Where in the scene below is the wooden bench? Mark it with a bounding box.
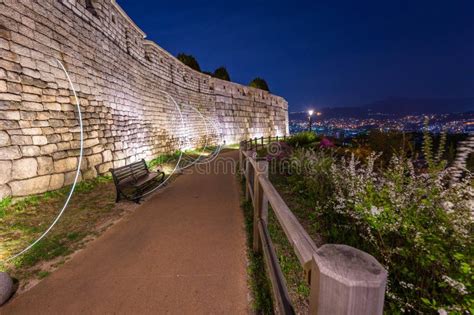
[110,159,165,203]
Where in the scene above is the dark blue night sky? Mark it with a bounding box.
[118,0,474,111]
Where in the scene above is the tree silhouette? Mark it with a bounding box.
[213,67,231,81]
[249,77,270,91]
[177,53,201,72]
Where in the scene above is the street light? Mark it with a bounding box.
[308,110,314,132]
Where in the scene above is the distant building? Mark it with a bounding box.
[465,122,474,134]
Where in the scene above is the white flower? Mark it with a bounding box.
[441,201,454,213]
[438,309,447,315]
[370,206,381,216]
[442,275,468,295]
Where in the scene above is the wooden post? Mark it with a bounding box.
[309,244,387,315]
[239,141,244,174]
[283,135,286,141]
[244,152,251,201]
[253,159,268,253]
[276,135,279,142]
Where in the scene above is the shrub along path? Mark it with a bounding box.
[1,151,249,314]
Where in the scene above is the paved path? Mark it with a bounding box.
[2,151,249,314]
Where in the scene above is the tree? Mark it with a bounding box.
[249,77,270,91]
[213,67,230,81]
[177,53,201,72]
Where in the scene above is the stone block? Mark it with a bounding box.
[32,135,47,145]
[0,161,12,185]
[40,144,57,155]
[64,170,82,186]
[0,110,20,120]
[44,103,61,111]
[37,156,53,175]
[54,157,78,173]
[82,167,97,180]
[12,158,38,179]
[22,127,43,135]
[49,173,64,190]
[0,131,10,147]
[9,175,51,196]
[102,149,112,162]
[0,80,6,92]
[87,153,102,168]
[22,101,43,110]
[11,135,32,145]
[0,272,12,305]
[21,145,40,157]
[0,146,21,160]
[96,162,113,174]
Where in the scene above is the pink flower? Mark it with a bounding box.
[320,138,335,148]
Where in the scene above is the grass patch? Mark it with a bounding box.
[37,271,50,279]
[0,175,119,286]
[239,175,274,314]
[148,151,182,169]
[241,199,274,314]
[267,209,310,313]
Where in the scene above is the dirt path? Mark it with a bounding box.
[1,151,249,314]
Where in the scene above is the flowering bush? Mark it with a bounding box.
[319,137,335,148]
[284,141,473,313]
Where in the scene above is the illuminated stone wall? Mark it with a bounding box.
[0,0,288,198]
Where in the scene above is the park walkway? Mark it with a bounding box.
[2,151,249,314]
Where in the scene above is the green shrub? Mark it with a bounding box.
[286,132,319,148]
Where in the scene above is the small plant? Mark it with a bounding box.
[422,118,448,172]
[148,151,182,169]
[0,196,12,218]
[37,270,50,279]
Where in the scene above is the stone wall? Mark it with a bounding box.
[0,0,289,198]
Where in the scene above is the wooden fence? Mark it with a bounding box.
[239,139,387,315]
[243,136,287,151]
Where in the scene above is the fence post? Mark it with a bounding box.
[239,141,244,174]
[244,151,252,201]
[252,159,268,253]
[309,244,387,315]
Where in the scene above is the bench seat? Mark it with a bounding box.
[110,159,165,203]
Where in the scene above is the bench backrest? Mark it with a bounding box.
[110,159,149,186]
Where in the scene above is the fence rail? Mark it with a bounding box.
[242,135,287,151]
[239,139,387,315]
